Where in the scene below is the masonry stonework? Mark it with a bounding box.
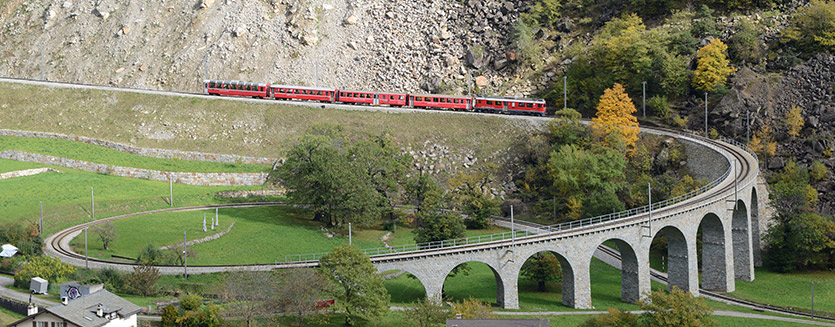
[0,151,266,186]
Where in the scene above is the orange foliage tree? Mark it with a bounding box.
[591,83,640,150]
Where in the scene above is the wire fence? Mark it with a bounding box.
[277,131,760,264]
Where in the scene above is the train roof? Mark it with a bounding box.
[338,90,407,94]
[270,84,337,92]
[474,96,546,103]
[204,79,268,86]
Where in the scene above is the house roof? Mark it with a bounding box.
[43,289,141,327]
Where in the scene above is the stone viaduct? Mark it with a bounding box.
[372,130,763,309]
[44,128,765,310]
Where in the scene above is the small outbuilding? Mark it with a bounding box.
[0,244,19,257]
[30,277,48,294]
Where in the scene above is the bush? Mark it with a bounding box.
[811,161,828,182]
[729,17,763,64]
[161,304,179,327]
[783,0,835,54]
[14,255,76,288]
[647,95,670,118]
[180,294,203,311]
[123,264,160,297]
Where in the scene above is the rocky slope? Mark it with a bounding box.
[713,53,835,214]
[0,0,550,96]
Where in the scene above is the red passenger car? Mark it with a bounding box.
[473,96,547,116]
[408,94,472,111]
[377,92,408,107]
[270,85,337,102]
[204,80,269,98]
[336,90,375,105]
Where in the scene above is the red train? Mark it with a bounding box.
[203,79,547,116]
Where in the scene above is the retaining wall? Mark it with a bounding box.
[0,296,29,316]
[0,167,58,180]
[160,222,236,250]
[0,129,276,165]
[0,151,267,186]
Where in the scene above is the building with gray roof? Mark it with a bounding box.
[7,289,141,327]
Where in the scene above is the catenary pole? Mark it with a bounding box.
[511,205,515,247]
[91,188,95,220]
[184,231,188,278]
[84,228,88,270]
[349,223,352,245]
[169,174,173,207]
[39,201,43,237]
[40,42,44,81]
[642,81,647,117]
[563,76,567,109]
[705,92,709,137]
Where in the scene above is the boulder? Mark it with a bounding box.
[344,15,358,25]
[92,8,109,19]
[475,76,489,88]
[200,0,215,9]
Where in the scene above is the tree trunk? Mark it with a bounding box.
[538,280,547,292]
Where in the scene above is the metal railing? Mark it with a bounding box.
[277,130,759,264]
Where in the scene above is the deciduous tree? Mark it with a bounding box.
[13,255,76,288]
[692,39,736,92]
[591,83,640,150]
[783,0,835,53]
[640,287,715,327]
[451,297,495,319]
[276,268,331,327]
[403,298,452,327]
[786,106,804,137]
[521,252,562,291]
[92,222,119,250]
[220,270,276,327]
[448,169,499,229]
[123,264,159,297]
[319,245,389,326]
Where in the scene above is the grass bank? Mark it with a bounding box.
[0,158,45,173]
[0,82,543,160]
[0,136,270,173]
[730,268,835,316]
[0,160,260,234]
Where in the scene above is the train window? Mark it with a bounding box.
[527,103,533,108]
[399,96,405,100]
[433,98,438,102]
[416,97,422,101]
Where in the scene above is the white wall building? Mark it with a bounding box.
[8,289,141,327]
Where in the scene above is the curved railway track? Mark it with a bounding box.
[24,77,818,320]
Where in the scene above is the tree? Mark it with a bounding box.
[783,0,835,54]
[276,268,331,327]
[161,304,179,327]
[591,83,640,150]
[448,169,499,229]
[403,298,451,327]
[639,287,715,327]
[123,264,160,297]
[729,17,762,64]
[786,106,804,137]
[181,294,203,311]
[136,244,165,265]
[176,304,221,327]
[13,255,76,288]
[810,161,828,182]
[451,297,495,319]
[521,252,562,291]
[220,270,276,327]
[92,222,119,250]
[692,39,737,92]
[749,123,776,159]
[319,245,390,326]
[414,210,466,246]
[548,144,626,219]
[278,124,409,228]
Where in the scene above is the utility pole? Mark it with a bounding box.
[203,53,208,83]
[812,281,815,318]
[40,42,44,81]
[511,205,515,247]
[563,76,567,109]
[215,208,218,226]
[169,174,174,207]
[348,223,352,245]
[746,111,750,144]
[183,231,188,278]
[466,69,471,96]
[39,201,43,237]
[84,228,88,270]
[704,92,709,137]
[642,81,647,117]
[315,59,319,88]
[553,196,556,221]
[91,188,95,220]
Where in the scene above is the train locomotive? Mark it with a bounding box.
[203,79,547,116]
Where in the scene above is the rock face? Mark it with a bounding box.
[715,53,835,213]
[0,0,536,96]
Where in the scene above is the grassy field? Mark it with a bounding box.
[0,306,24,326]
[0,159,260,234]
[0,82,543,160]
[0,158,45,173]
[731,268,835,316]
[0,136,270,173]
[70,206,510,265]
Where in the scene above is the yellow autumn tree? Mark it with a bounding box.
[692,39,737,92]
[749,122,777,157]
[591,83,640,150]
[786,106,804,137]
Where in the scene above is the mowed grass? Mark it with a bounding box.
[0,136,270,173]
[0,161,259,234]
[0,306,24,326]
[75,206,509,265]
[0,82,542,160]
[0,158,45,173]
[730,268,835,315]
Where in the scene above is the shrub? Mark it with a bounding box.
[123,264,160,297]
[810,161,828,182]
[14,255,76,288]
[647,95,670,118]
[180,294,203,311]
[783,0,835,54]
[729,17,763,64]
[452,297,495,319]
